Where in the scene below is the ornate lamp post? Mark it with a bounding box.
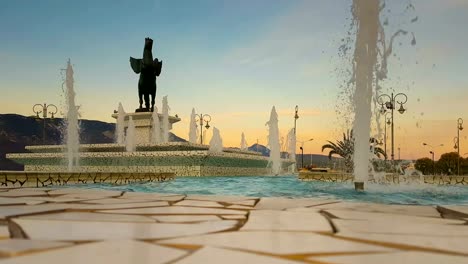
[32,103,58,144]
[377,92,408,165]
[294,105,299,136]
[194,113,211,145]
[383,112,391,160]
[457,118,463,175]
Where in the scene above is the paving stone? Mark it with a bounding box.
[0,204,70,220]
[326,209,464,224]
[48,188,122,197]
[311,251,468,264]
[221,215,246,220]
[333,219,468,236]
[314,202,441,218]
[0,198,45,206]
[227,199,256,206]
[241,210,332,232]
[151,215,221,223]
[0,239,72,257]
[160,231,394,255]
[438,205,468,217]
[58,193,120,199]
[0,191,48,197]
[174,200,224,208]
[27,196,97,203]
[65,201,169,210]
[337,231,468,255]
[226,205,254,210]
[13,218,238,241]
[98,206,247,215]
[254,197,337,210]
[0,226,9,239]
[185,195,257,203]
[120,192,183,200]
[174,246,300,264]
[80,198,155,204]
[0,240,187,264]
[19,212,155,223]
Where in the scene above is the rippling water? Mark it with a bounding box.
[63,175,468,206]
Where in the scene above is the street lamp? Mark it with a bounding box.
[298,138,313,168]
[32,103,58,144]
[429,151,435,175]
[377,92,408,164]
[294,105,299,136]
[423,143,443,175]
[383,112,391,160]
[457,118,463,175]
[194,113,211,145]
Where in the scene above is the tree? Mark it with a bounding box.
[415,157,433,175]
[436,152,459,175]
[321,129,386,172]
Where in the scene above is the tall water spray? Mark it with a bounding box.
[209,127,223,153]
[351,0,380,186]
[126,116,136,152]
[266,106,281,175]
[240,132,248,151]
[286,128,296,161]
[63,59,80,171]
[189,108,198,144]
[151,107,162,144]
[116,103,126,144]
[162,96,170,143]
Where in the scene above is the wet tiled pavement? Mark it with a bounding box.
[0,187,467,263]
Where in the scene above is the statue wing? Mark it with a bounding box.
[154,59,163,76]
[130,57,142,74]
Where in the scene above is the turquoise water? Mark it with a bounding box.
[67,176,468,206]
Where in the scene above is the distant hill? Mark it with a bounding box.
[0,114,186,170]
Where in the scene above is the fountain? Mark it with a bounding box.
[151,107,162,144]
[240,132,248,151]
[116,103,126,144]
[63,59,80,172]
[189,108,197,144]
[161,96,170,143]
[266,106,281,175]
[209,127,223,153]
[286,128,296,161]
[126,116,136,152]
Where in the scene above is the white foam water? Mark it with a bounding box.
[240,132,248,151]
[116,103,126,145]
[63,59,80,171]
[209,127,223,153]
[189,108,198,144]
[151,107,162,144]
[126,116,136,152]
[266,106,281,175]
[161,96,170,143]
[286,128,296,161]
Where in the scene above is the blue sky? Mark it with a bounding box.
[1,0,467,159]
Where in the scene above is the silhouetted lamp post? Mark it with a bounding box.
[298,138,313,168]
[294,105,299,136]
[194,113,211,145]
[378,92,408,164]
[299,146,304,168]
[457,118,463,175]
[33,103,58,144]
[423,143,443,175]
[383,112,391,160]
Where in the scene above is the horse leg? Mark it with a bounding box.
[138,89,143,109]
[144,93,150,110]
[150,92,155,112]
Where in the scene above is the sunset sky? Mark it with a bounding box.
[1,0,467,160]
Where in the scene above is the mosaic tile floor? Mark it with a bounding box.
[0,187,467,263]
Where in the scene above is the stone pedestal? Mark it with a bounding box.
[111,112,181,145]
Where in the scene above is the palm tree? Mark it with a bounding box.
[322,129,386,172]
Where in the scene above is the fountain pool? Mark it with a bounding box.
[60,175,468,205]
